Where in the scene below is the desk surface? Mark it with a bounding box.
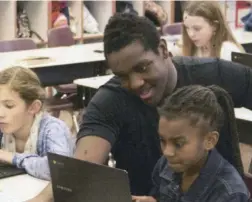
[74,74,114,89]
[0,174,49,201]
[232,29,252,45]
[235,107,252,122]
[0,42,105,70]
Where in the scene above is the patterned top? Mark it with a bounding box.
[0,113,74,180]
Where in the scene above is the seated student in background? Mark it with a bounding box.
[133,85,249,202]
[0,66,73,180]
[180,1,245,60]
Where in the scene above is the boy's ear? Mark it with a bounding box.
[204,131,219,151]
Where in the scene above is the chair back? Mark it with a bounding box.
[161,23,182,35]
[47,26,74,47]
[0,38,36,52]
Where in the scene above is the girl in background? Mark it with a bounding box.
[182,1,245,61]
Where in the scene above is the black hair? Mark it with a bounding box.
[159,85,244,176]
[103,13,160,57]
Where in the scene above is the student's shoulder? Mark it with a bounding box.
[172,56,219,70]
[172,56,222,81]
[213,160,249,198]
[38,113,74,153]
[100,76,125,94]
[39,113,70,134]
[154,156,173,178]
[90,76,134,107]
[172,55,242,76]
[155,155,168,170]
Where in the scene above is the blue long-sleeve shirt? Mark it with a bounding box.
[0,113,74,180]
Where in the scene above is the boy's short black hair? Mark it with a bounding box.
[104,13,160,56]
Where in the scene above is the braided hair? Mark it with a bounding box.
[159,85,244,176]
[103,13,160,57]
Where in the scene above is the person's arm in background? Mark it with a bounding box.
[218,59,252,109]
[26,87,124,202]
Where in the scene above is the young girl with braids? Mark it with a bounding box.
[132,85,249,202]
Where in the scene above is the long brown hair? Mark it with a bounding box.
[182,1,244,57]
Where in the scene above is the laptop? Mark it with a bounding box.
[231,52,252,68]
[0,163,25,179]
[48,152,132,202]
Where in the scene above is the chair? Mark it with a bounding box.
[47,26,75,47]
[47,26,77,96]
[47,26,76,98]
[0,38,36,52]
[244,173,252,199]
[47,26,78,133]
[161,23,182,36]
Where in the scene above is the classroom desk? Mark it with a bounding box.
[235,108,252,122]
[235,108,252,145]
[0,43,107,86]
[0,174,49,202]
[74,74,113,90]
[0,37,181,87]
[74,75,113,107]
[233,28,252,45]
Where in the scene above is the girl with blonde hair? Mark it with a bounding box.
[182,1,244,60]
[0,66,73,180]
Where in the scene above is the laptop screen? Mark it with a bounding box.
[48,152,132,202]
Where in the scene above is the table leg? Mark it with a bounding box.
[76,85,84,110]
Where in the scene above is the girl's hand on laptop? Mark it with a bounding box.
[132,195,156,202]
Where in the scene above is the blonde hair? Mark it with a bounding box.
[182,1,244,57]
[0,66,46,105]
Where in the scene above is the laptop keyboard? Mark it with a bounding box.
[0,164,25,179]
